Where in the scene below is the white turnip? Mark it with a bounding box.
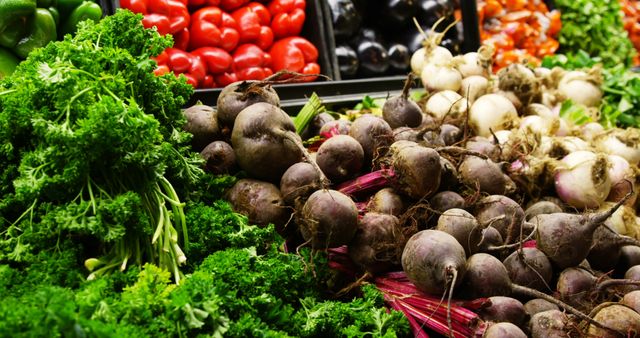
[557,70,602,107]
[554,150,611,209]
[460,75,490,104]
[469,94,518,137]
[424,90,468,120]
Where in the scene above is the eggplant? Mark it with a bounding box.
[387,44,411,73]
[403,28,426,53]
[356,40,389,76]
[381,0,420,27]
[336,45,359,78]
[349,27,385,48]
[440,38,461,55]
[420,0,456,22]
[327,0,362,41]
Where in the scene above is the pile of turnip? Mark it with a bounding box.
[180,29,640,336]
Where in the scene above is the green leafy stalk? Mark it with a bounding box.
[294,92,323,134]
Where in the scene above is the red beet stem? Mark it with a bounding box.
[337,169,396,196]
[394,298,469,338]
[387,297,431,338]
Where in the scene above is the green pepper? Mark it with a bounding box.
[13,8,57,59]
[0,0,37,48]
[37,0,57,7]
[49,6,60,26]
[61,1,102,36]
[57,0,84,22]
[0,47,20,79]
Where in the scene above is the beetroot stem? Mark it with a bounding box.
[337,169,396,196]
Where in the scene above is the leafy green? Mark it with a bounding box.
[554,0,635,68]
[0,10,199,281]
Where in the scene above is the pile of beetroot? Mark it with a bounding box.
[182,40,640,336]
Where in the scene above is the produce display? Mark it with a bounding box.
[0,0,103,79]
[3,2,640,338]
[329,0,461,79]
[620,0,640,64]
[476,0,561,70]
[120,0,321,88]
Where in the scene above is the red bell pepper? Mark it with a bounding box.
[202,75,216,88]
[214,72,238,87]
[232,44,273,81]
[173,28,190,51]
[231,3,274,50]
[121,0,190,35]
[269,37,319,82]
[220,0,249,11]
[160,48,208,88]
[191,47,233,74]
[268,0,306,39]
[189,7,240,52]
[187,0,220,9]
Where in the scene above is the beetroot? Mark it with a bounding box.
[200,141,236,175]
[588,225,640,271]
[348,212,404,273]
[556,267,596,310]
[338,141,441,200]
[280,162,321,205]
[622,290,640,313]
[226,179,288,228]
[402,229,467,295]
[619,245,640,272]
[625,265,640,291]
[316,135,364,182]
[478,296,526,327]
[367,188,405,216]
[298,189,358,249]
[429,191,466,213]
[532,195,630,269]
[529,310,568,338]
[483,322,526,338]
[460,253,512,299]
[465,136,500,162]
[459,156,516,195]
[439,124,462,146]
[588,304,640,338]
[503,248,553,292]
[349,114,394,164]
[382,75,423,129]
[439,157,460,189]
[524,201,563,221]
[301,112,334,139]
[183,104,220,151]
[435,208,480,256]
[474,195,525,244]
[393,126,420,142]
[217,80,280,128]
[524,299,559,316]
[319,119,351,136]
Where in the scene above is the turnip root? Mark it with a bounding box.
[469,94,518,137]
[424,90,468,120]
[554,150,611,209]
[429,191,465,213]
[524,201,563,221]
[524,299,559,316]
[410,17,455,75]
[349,114,393,164]
[200,141,237,175]
[622,290,640,313]
[526,103,556,120]
[226,179,287,228]
[503,248,553,292]
[459,156,516,195]
[606,155,638,206]
[535,136,591,159]
[402,229,466,295]
[298,189,358,249]
[183,104,220,151]
[587,304,640,338]
[474,195,525,244]
[348,212,404,273]
[421,62,462,92]
[460,75,490,104]
[382,75,422,128]
[532,194,630,269]
[519,115,557,136]
[319,119,351,135]
[453,52,485,78]
[478,296,527,327]
[316,135,364,183]
[529,310,568,338]
[557,70,602,108]
[338,141,441,199]
[231,103,310,182]
[594,129,640,165]
[367,188,405,216]
[581,122,605,141]
[483,322,526,338]
[217,80,280,128]
[280,162,321,205]
[556,267,596,310]
[498,63,542,106]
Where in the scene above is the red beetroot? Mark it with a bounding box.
[348,212,404,273]
[297,189,358,249]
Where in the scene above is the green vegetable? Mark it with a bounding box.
[294,92,323,134]
[0,10,198,282]
[13,8,58,59]
[0,47,20,79]
[554,0,635,68]
[60,1,102,36]
[0,0,37,48]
